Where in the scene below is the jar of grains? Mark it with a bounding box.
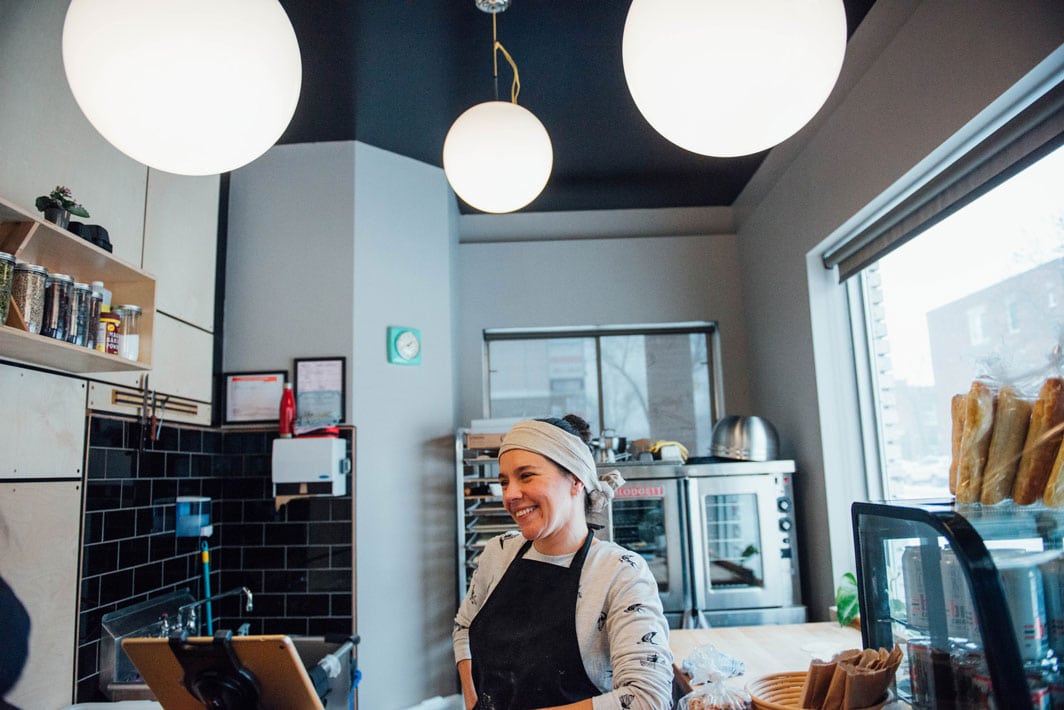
[41,273,75,340]
[0,251,14,325]
[11,262,48,334]
[66,281,93,346]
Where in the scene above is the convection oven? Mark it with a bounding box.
[602,466,690,628]
[600,460,804,628]
[684,460,805,626]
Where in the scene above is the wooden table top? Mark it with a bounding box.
[669,622,864,694]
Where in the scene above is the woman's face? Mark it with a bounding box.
[498,449,585,548]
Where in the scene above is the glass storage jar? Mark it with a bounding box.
[11,262,48,334]
[0,251,14,325]
[114,304,142,360]
[66,281,93,346]
[86,289,103,349]
[41,272,75,340]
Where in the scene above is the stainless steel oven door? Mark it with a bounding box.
[606,472,688,616]
[686,471,797,612]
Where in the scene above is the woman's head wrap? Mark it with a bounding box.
[499,420,625,521]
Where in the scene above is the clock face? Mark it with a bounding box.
[388,326,422,365]
[396,330,420,359]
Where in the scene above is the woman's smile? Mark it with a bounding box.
[498,449,587,554]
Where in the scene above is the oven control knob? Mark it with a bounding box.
[779,518,793,532]
[777,497,792,512]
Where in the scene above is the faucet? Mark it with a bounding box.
[177,587,254,634]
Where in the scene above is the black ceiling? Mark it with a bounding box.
[276,1,877,214]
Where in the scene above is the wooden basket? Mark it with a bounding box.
[746,671,891,710]
[747,671,807,710]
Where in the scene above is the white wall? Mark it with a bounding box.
[733,0,1064,618]
[456,233,752,431]
[226,141,459,708]
[0,1,147,262]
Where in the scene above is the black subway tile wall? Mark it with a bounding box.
[76,415,354,703]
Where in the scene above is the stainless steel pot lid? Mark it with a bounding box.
[709,415,779,461]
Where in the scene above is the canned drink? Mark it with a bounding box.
[951,643,991,708]
[1047,673,1064,709]
[997,554,1049,662]
[1029,681,1051,709]
[1041,557,1064,659]
[903,545,929,631]
[908,637,955,709]
[942,548,980,643]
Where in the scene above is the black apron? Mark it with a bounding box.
[468,531,601,710]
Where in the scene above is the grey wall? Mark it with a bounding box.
[733,0,1064,618]
[225,141,459,709]
[224,142,356,378]
[351,142,458,708]
[456,233,752,433]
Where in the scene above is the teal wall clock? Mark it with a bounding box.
[387,326,422,365]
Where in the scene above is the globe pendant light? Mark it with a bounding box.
[443,1,553,214]
[622,0,847,158]
[62,0,302,176]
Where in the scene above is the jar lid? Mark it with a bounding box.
[47,273,75,284]
[115,304,142,314]
[14,262,47,275]
[0,251,13,263]
[74,282,91,291]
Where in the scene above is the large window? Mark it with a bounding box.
[484,323,723,456]
[859,144,1064,498]
[831,78,1064,499]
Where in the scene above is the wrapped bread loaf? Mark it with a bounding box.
[980,386,1033,504]
[1042,442,1064,507]
[1012,377,1064,505]
[955,381,995,504]
[948,394,967,494]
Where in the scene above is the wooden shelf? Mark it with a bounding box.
[0,195,155,373]
[0,325,149,373]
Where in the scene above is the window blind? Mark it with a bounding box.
[823,79,1064,282]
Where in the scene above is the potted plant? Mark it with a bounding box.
[35,185,89,229]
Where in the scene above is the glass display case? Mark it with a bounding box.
[852,500,1064,709]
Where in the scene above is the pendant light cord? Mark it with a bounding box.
[491,11,521,104]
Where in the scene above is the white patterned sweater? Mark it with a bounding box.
[453,531,674,710]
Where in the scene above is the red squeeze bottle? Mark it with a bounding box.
[279,382,295,438]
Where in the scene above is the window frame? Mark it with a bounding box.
[481,321,726,434]
[821,59,1064,499]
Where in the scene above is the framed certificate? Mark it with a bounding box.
[293,357,346,427]
[223,371,287,424]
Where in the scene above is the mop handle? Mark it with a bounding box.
[201,539,213,635]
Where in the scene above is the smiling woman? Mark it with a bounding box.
[453,416,673,710]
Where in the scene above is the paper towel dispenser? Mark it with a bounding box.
[271,437,349,496]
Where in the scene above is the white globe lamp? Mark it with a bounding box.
[622,0,847,157]
[62,0,302,176]
[443,101,554,214]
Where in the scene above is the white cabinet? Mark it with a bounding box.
[0,480,81,710]
[89,313,213,425]
[143,170,220,331]
[0,364,86,479]
[150,312,214,402]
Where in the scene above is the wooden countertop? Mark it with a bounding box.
[670,622,863,695]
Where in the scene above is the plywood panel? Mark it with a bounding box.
[0,364,86,478]
[0,480,82,710]
[143,170,220,332]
